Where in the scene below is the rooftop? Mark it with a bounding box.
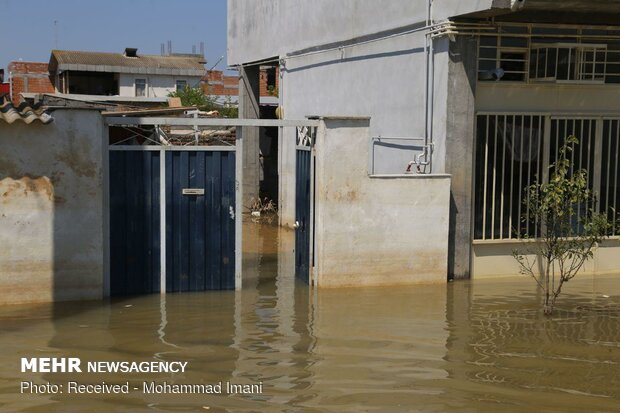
[0,93,53,125]
[49,49,207,77]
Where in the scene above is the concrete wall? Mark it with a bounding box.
[276,31,452,226]
[473,240,620,278]
[0,110,104,305]
[227,0,498,65]
[227,1,487,259]
[313,118,451,287]
[476,83,620,114]
[118,73,202,97]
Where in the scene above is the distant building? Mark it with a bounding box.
[0,68,8,94]
[202,67,279,104]
[6,62,54,103]
[48,48,206,98]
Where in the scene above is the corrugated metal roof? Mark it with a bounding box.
[50,50,206,76]
[0,94,53,124]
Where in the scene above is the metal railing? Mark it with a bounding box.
[474,114,618,241]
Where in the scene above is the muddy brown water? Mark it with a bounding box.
[1,221,620,412]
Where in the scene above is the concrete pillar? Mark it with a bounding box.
[445,37,478,280]
[238,65,260,209]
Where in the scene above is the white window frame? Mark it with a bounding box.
[529,42,607,84]
[175,80,187,92]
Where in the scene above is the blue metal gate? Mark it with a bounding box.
[295,128,313,284]
[109,148,235,295]
[165,150,236,292]
[109,151,161,295]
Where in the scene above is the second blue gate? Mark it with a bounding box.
[165,150,236,292]
[295,127,314,284]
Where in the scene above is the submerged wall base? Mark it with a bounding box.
[313,118,451,287]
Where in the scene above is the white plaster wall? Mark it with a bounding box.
[0,110,104,304]
[277,32,451,226]
[227,0,497,65]
[313,118,451,287]
[118,73,202,97]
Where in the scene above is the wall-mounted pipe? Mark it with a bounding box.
[407,0,434,174]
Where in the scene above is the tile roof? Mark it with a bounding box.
[0,94,53,124]
[49,50,206,76]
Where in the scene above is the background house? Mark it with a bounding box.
[202,67,279,104]
[6,62,54,104]
[0,69,11,95]
[48,48,206,97]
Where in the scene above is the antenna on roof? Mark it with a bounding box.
[200,42,205,57]
[161,43,165,56]
[54,20,58,49]
[209,55,225,70]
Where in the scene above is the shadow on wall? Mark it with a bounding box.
[0,109,105,308]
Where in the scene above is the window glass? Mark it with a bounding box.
[135,79,146,97]
[176,80,187,92]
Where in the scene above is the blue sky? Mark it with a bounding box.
[0,0,229,73]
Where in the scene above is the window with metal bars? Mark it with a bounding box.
[477,24,620,84]
[529,44,607,83]
[601,120,620,236]
[474,115,618,241]
[474,115,545,240]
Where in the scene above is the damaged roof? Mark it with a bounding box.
[0,94,53,125]
[49,49,206,76]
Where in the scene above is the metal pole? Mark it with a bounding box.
[235,127,243,290]
[160,146,166,294]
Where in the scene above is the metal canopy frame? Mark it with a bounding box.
[105,117,320,127]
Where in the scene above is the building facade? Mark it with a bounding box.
[228,0,620,280]
[48,48,206,98]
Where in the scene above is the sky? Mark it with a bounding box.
[0,0,229,73]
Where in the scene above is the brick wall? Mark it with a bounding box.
[259,67,279,97]
[8,62,55,104]
[203,67,279,98]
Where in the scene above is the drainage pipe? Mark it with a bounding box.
[408,0,434,173]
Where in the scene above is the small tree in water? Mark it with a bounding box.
[513,136,616,315]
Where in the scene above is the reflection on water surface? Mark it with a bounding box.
[1,221,619,412]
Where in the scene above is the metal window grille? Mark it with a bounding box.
[601,119,620,236]
[474,114,617,241]
[530,43,607,83]
[474,115,545,240]
[477,23,620,84]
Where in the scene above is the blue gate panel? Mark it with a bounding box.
[109,151,161,295]
[295,149,311,283]
[166,151,236,292]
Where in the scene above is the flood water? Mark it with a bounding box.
[1,221,620,412]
